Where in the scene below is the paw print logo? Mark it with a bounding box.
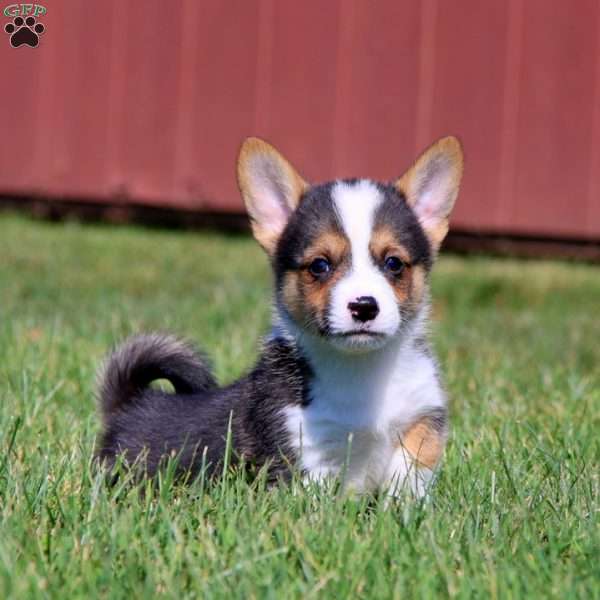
[4,16,45,48]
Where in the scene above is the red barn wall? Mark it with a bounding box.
[1,0,599,239]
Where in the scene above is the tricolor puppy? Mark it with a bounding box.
[96,136,463,498]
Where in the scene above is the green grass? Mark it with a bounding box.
[0,212,598,599]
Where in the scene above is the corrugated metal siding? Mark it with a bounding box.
[1,0,599,239]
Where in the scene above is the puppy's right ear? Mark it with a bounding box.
[237,138,308,255]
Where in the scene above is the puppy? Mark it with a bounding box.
[96,136,463,497]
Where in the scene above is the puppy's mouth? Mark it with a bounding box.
[330,330,386,339]
[326,329,389,353]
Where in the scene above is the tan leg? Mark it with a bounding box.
[386,409,448,498]
[402,415,447,470]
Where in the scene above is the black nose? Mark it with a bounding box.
[348,296,379,322]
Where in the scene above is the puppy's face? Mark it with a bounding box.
[274,180,431,352]
[238,137,463,353]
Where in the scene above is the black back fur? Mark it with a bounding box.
[96,334,311,482]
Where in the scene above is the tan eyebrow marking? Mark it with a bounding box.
[369,225,430,307]
[369,226,412,264]
[302,230,350,264]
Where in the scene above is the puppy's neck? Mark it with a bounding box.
[271,307,428,413]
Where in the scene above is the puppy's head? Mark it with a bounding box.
[237,137,463,353]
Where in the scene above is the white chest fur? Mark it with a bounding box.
[284,333,445,496]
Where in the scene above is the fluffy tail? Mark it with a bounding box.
[98,333,216,416]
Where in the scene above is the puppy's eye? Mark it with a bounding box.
[308,257,331,277]
[384,256,405,275]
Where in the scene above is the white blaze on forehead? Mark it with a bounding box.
[332,180,382,264]
[330,180,401,338]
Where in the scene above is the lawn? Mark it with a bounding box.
[0,212,598,599]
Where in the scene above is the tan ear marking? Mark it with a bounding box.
[395,136,464,254]
[237,137,308,255]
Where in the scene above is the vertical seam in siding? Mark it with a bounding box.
[497,0,524,229]
[331,0,356,174]
[105,0,129,199]
[173,0,201,206]
[587,1,600,237]
[254,0,275,134]
[414,0,438,153]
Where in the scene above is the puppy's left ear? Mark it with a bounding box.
[395,136,464,253]
[237,138,308,255]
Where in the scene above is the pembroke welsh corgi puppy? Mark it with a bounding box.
[96,136,463,497]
